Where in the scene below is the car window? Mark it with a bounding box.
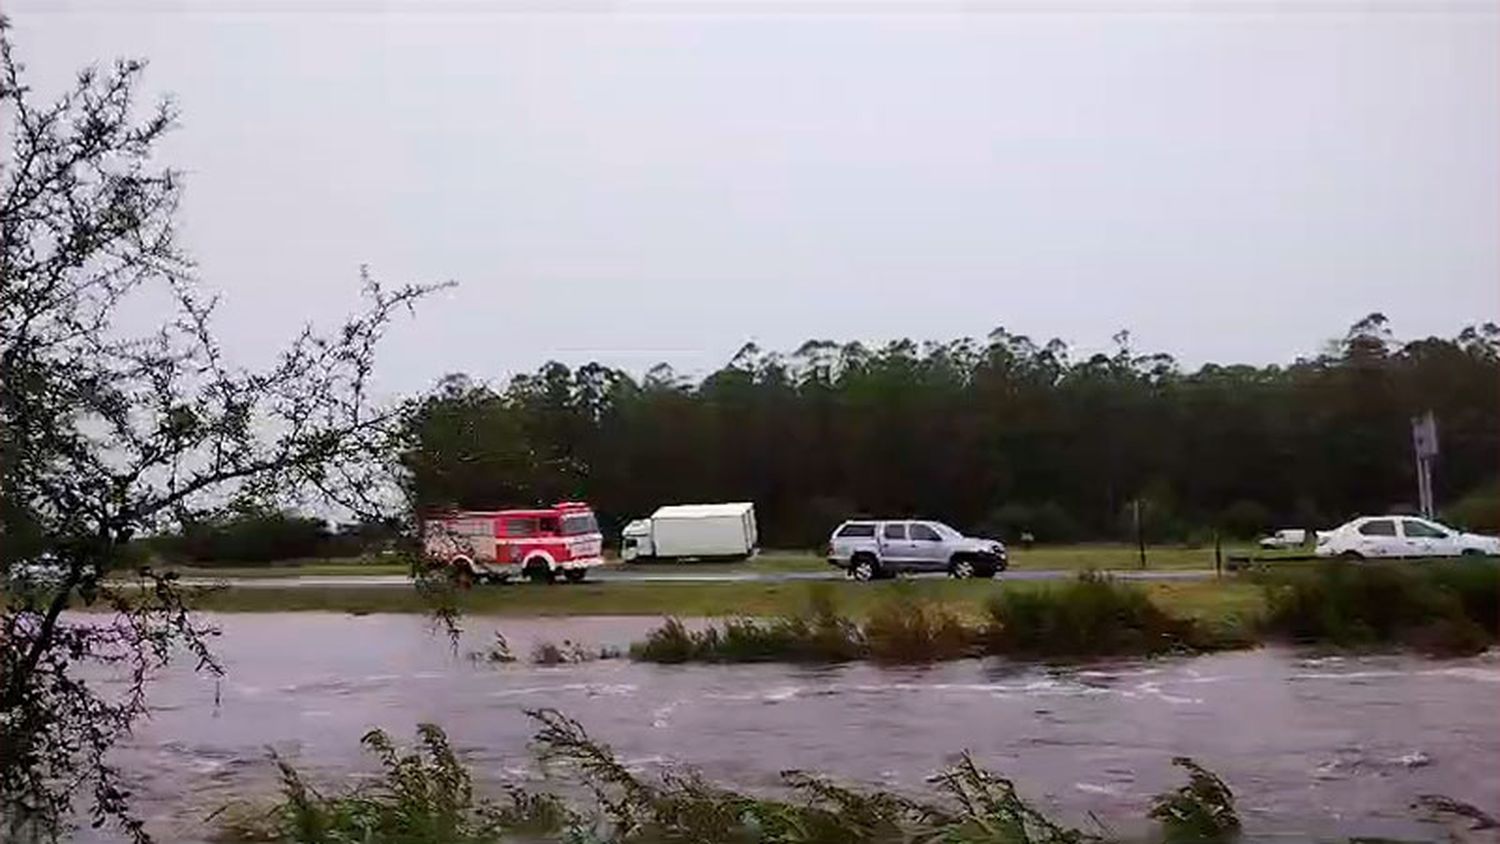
[1401,519,1447,539]
[502,517,539,537]
[882,523,907,540]
[1357,519,1396,537]
[836,523,875,538]
[909,524,941,542]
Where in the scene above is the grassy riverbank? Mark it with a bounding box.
[132,542,1265,580]
[178,575,1266,624]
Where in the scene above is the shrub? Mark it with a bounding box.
[1442,482,1500,534]
[630,618,700,663]
[633,581,1227,665]
[984,572,1211,657]
[863,589,976,662]
[1260,561,1499,656]
[1148,757,1241,842]
[466,632,516,664]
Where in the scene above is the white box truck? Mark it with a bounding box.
[620,502,759,562]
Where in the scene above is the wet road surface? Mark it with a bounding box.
[92,614,1500,842]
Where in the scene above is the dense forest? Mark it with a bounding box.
[400,314,1499,548]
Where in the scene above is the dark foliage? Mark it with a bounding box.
[401,321,1500,548]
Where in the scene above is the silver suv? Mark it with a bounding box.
[827,519,1007,581]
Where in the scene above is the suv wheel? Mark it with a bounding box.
[850,556,878,582]
[949,557,976,579]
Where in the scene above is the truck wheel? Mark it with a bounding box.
[1339,551,1364,562]
[850,555,878,582]
[451,564,476,589]
[525,560,556,584]
[949,557,976,579]
[563,568,587,583]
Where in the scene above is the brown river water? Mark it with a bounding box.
[76,613,1500,842]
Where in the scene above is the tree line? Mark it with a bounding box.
[399,314,1500,547]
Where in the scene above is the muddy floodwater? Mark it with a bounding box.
[86,613,1500,842]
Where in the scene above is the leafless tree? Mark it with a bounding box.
[0,20,441,840]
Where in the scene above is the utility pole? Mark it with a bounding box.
[1411,411,1439,518]
[1134,498,1147,569]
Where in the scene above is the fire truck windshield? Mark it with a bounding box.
[561,512,598,536]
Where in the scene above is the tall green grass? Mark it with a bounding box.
[223,714,1500,843]
[632,575,1227,664]
[983,572,1223,658]
[1258,560,1499,656]
[225,712,1242,843]
[630,588,865,663]
[211,723,571,843]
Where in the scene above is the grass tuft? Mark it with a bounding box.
[1148,757,1241,842]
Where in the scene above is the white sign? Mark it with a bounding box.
[1411,412,1439,459]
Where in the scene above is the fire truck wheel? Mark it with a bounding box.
[451,565,475,589]
[524,560,556,584]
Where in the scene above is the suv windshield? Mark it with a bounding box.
[562,513,599,536]
[930,523,964,540]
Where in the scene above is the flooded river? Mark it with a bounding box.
[93,613,1500,842]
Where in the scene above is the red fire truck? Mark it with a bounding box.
[422,501,604,584]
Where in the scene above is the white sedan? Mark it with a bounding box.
[1315,516,1500,560]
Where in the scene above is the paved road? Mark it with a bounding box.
[171,568,1222,589]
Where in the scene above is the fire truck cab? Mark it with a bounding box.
[422,501,604,584]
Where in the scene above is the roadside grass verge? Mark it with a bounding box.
[216,711,1246,844]
[117,543,1263,581]
[1255,559,1500,656]
[170,577,1262,624]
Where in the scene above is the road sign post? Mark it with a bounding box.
[1411,411,1438,518]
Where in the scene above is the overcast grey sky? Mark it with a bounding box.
[9,0,1498,393]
